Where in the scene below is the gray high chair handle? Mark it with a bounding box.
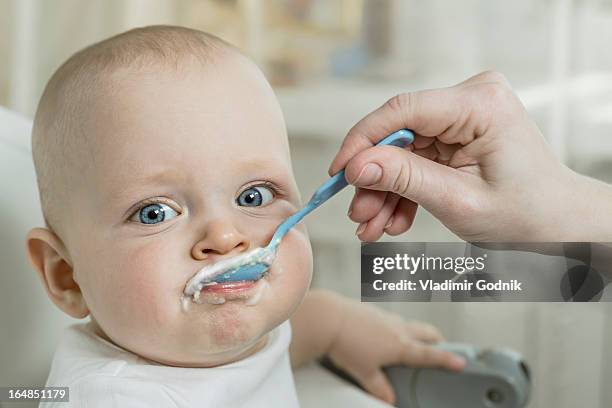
[321,342,531,408]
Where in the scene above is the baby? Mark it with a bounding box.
[26,26,464,407]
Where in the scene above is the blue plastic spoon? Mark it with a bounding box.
[184,129,414,295]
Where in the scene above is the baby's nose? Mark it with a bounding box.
[191,220,249,260]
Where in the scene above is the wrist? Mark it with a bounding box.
[563,172,612,241]
[324,292,352,360]
[296,289,350,361]
[534,168,612,241]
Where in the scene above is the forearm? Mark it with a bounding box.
[288,288,348,369]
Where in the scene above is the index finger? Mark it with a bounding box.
[400,342,466,372]
[328,70,512,176]
[328,88,461,176]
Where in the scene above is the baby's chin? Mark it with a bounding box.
[140,324,270,368]
[165,249,310,365]
[180,281,286,349]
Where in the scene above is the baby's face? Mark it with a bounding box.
[66,54,312,366]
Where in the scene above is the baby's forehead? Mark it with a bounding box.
[88,61,290,161]
[77,63,291,191]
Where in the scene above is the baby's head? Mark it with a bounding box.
[27,26,312,367]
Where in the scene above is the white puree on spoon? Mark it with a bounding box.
[180,246,277,311]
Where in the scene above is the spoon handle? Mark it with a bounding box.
[268,129,414,248]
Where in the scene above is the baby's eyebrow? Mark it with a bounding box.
[108,168,188,201]
[133,168,185,186]
[236,157,284,173]
[107,158,286,205]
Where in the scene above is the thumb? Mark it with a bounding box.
[344,145,477,215]
[359,369,396,406]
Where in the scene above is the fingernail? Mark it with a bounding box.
[452,355,466,368]
[356,222,367,235]
[352,163,382,186]
[384,216,394,229]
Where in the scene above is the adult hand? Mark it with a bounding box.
[329,71,612,242]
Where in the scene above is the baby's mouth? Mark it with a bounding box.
[183,247,276,298]
[200,280,259,295]
[182,249,274,309]
[181,274,269,309]
[194,276,268,304]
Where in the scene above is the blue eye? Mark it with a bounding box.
[237,186,274,207]
[132,203,179,225]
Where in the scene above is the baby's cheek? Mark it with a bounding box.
[270,227,313,314]
[83,241,182,351]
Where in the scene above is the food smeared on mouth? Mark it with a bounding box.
[181,247,277,310]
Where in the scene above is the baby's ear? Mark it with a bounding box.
[26,228,89,319]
